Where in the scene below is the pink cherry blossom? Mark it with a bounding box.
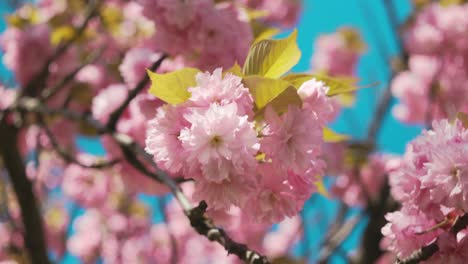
[91,84,128,124]
[381,206,441,259]
[261,105,323,175]
[0,25,52,86]
[62,154,112,208]
[180,103,258,183]
[188,68,253,116]
[311,31,361,76]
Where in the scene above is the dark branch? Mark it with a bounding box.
[189,201,270,264]
[0,122,51,264]
[38,117,118,169]
[41,48,103,100]
[106,54,168,130]
[19,0,101,97]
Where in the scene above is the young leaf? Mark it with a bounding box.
[242,76,292,110]
[147,68,200,105]
[226,63,243,77]
[251,20,281,44]
[315,176,329,197]
[51,26,76,45]
[323,127,350,143]
[266,86,302,114]
[312,74,358,97]
[243,30,301,78]
[282,73,314,88]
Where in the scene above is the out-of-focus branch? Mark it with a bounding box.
[106,54,168,130]
[19,0,101,97]
[318,213,363,263]
[0,121,51,264]
[41,48,103,100]
[37,116,118,169]
[396,214,468,264]
[9,97,271,264]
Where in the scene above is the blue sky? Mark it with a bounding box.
[0,1,422,263]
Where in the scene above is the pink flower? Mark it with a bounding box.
[62,154,112,208]
[297,78,337,124]
[429,232,468,263]
[238,0,302,27]
[0,25,52,86]
[261,105,323,175]
[119,48,162,88]
[188,68,253,116]
[311,31,360,76]
[0,86,15,110]
[192,173,255,210]
[76,64,111,91]
[246,163,303,224]
[180,103,258,183]
[381,206,441,259]
[146,105,190,175]
[141,0,252,70]
[332,154,396,207]
[67,210,104,262]
[91,84,128,123]
[389,119,468,218]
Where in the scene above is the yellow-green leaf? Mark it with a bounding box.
[242,76,292,110]
[251,21,281,44]
[51,26,76,45]
[266,86,302,114]
[282,73,313,88]
[315,176,329,197]
[226,63,243,77]
[312,74,358,97]
[243,30,301,78]
[456,112,468,128]
[323,127,350,143]
[147,68,200,105]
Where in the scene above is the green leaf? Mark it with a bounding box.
[243,30,301,78]
[323,127,349,143]
[147,68,200,105]
[251,21,281,44]
[242,76,293,110]
[226,63,243,77]
[312,74,358,97]
[51,26,76,45]
[315,176,329,197]
[266,86,302,114]
[282,73,314,88]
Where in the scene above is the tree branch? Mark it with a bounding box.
[0,121,51,264]
[106,54,168,130]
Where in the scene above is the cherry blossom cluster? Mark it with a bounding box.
[310,27,364,77]
[391,2,468,124]
[138,0,253,70]
[145,68,336,224]
[381,118,468,261]
[326,149,399,208]
[236,0,302,27]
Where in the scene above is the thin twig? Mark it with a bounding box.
[38,117,118,169]
[106,54,168,130]
[41,48,103,100]
[19,0,101,97]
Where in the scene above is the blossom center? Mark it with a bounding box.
[211,135,223,147]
